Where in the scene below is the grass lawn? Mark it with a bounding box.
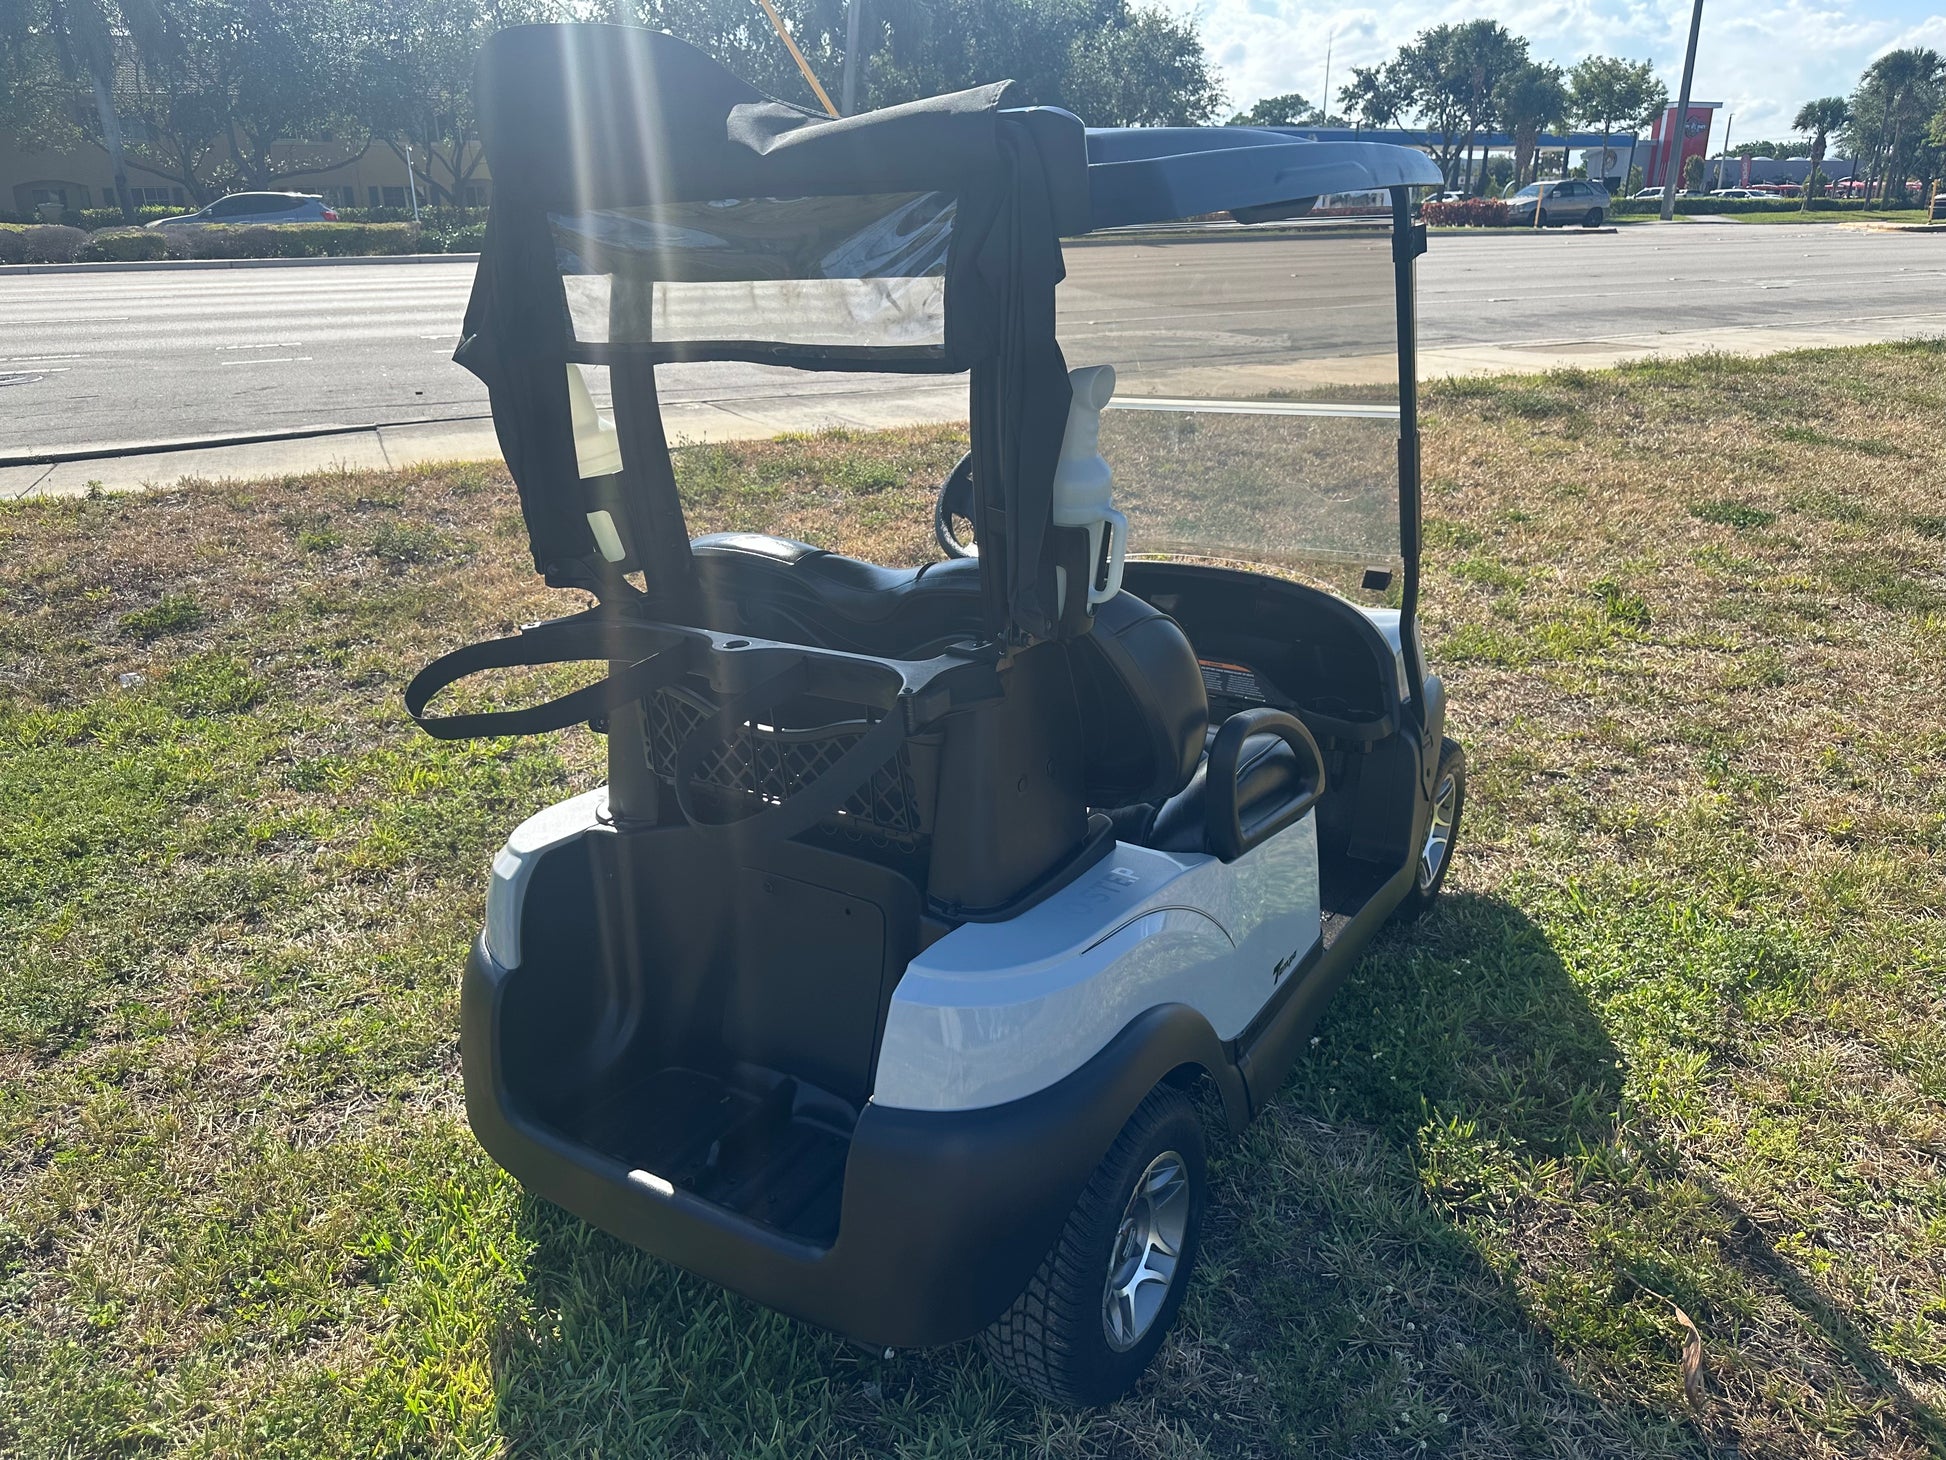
[4,343,1945,1459]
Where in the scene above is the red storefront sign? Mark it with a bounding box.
[1647,103,1719,188]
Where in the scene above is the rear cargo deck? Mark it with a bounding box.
[541,1065,854,1247]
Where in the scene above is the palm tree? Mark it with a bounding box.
[1792,96,1848,208]
[1863,48,1945,205]
[1498,61,1567,185]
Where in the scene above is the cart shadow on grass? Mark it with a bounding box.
[480,889,1944,1457]
[478,890,1938,1456]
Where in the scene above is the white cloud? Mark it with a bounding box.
[1164,0,1941,141]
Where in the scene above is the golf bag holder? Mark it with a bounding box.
[405,610,1095,917]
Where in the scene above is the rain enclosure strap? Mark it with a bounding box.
[404,613,687,740]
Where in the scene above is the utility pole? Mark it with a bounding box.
[1661,0,1704,220]
[1717,112,1733,190]
[842,0,862,115]
[404,142,420,223]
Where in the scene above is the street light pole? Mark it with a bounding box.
[842,0,862,115]
[404,142,420,223]
[1661,0,1704,221]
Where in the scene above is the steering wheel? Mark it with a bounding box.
[933,451,977,559]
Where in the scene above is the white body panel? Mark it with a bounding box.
[871,815,1321,1112]
[485,787,610,970]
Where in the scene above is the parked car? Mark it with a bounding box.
[1507,179,1607,227]
[1632,185,1668,200]
[147,192,338,227]
[1709,188,1762,199]
[1932,190,1946,222]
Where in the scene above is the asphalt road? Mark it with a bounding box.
[3,224,1944,456]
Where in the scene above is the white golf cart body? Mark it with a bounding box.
[415,24,1449,1371]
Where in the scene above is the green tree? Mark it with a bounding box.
[1338,62,1406,131]
[1567,55,1666,193]
[1496,59,1566,185]
[1060,5,1224,125]
[1229,91,1316,127]
[363,0,568,208]
[1682,153,1704,192]
[1391,20,1529,191]
[0,0,168,219]
[836,0,1222,123]
[1849,47,1946,205]
[1793,96,1847,208]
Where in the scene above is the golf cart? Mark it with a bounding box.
[407,23,1459,1406]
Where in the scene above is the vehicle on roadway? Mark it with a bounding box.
[147,191,338,227]
[1508,178,1608,227]
[403,21,1463,1408]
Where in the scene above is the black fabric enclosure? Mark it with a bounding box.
[456,23,1085,641]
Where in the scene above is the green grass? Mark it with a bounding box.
[4,349,1946,1457]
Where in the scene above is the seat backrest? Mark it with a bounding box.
[688,534,1207,809]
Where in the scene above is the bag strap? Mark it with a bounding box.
[404,615,685,740]
[672,661,910,843]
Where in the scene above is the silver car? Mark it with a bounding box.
[1507,179,1608,227]
[147,192,338,227]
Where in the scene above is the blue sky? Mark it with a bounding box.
[1165,0,1946,143]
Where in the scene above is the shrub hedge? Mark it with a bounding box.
[1422,197,1512,227]
[0,223,88,264]
[0,218,491,264]
[163,221,422,257]
[1608,196,1924,216]
[76,205,184,229]
[73,228,176,262]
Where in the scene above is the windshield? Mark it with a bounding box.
[550,192,957,360]
[1056,207,1403,599]
[1513,184,1542,199]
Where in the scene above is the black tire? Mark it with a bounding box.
[1583,207,1604,227]
[980,1084,1206,1407]
[1397,737,1465,919]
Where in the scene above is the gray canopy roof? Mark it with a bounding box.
[1083,127,1444,230]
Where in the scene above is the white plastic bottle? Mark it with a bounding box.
[1051,364,1129,612]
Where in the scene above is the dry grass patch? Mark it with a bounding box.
[2,351,1944,1457]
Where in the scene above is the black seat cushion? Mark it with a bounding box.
[1139,722,1307,855]
[688,534,1206,808]
[693,533,984,656]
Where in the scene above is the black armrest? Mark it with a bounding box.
[1204,708,1326,863]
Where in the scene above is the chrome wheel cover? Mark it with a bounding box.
[1418,771,1458,892]
[1102,1150,1190,1351]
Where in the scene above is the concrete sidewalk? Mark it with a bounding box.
[6,316,1944,501]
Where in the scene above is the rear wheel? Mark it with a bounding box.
[980,1085,1206,1407]
[1583,207,1604,227]
[1397,737,1465,918]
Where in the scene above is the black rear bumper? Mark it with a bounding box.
[462,935,1240,1348]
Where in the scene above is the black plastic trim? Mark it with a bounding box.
[463,944,1245,1348]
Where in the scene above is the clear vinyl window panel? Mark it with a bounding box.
[1059,220,1402,582]
[551,192,955,352]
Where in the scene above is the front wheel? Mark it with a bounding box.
[1397,737,1465,919]
[980,1085,1206,1407]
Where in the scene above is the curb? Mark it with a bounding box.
[1,252,478,276]
[0,413,492,468]
[1427,226,1620,236]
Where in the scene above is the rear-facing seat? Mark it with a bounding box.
[689,533,1313,857]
